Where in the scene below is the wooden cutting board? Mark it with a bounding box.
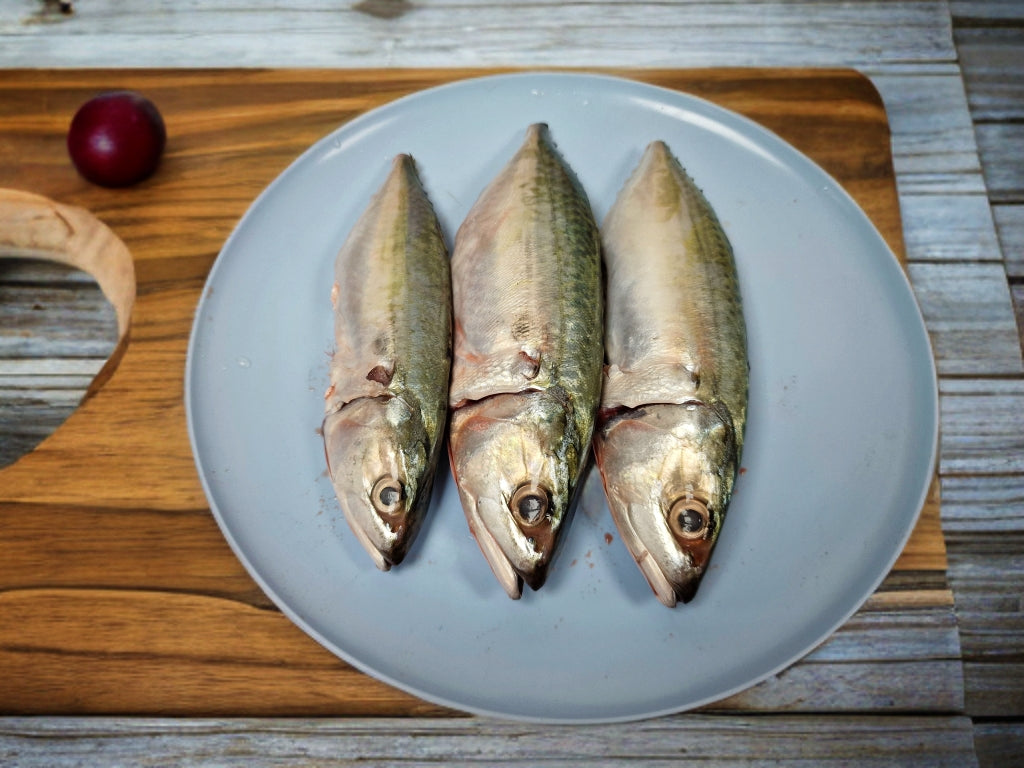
[0,68,943,716]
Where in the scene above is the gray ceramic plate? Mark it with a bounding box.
[185,72,938,723]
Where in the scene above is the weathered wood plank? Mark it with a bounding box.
[871,72,986,196]
[713,566,962,712]
[940,378,1024,475]
[951,1,1024,24]
[901,192,1003,263]
[941,473,1024,534]
[950,548,1024,639]
[0,715,981,767]
[975,123,1024,204]
[808,599,959,662]
[932,138,1024,705]
[0,357,107,376]
[0,1,956,68]
[945,530,1024,716]
[0,284,110,469]
[907,262,1023,375]
[0,281,116,357]
[960,647,1024,717]
[954,26,1024,121]
[997,205,1024,278]
[714,660,964,712]
[0,257,109,285]
[0,389,62,442]
[972,720,1024,768]
[942,474,1024,717]
[1012,281,1024,356]
[949,0,1024,730]
[947,533,1022,712]
[951,4,1024,425]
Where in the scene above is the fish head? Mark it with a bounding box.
[323,395,431,570]
[595,402,738,606]
[448,390,577,599]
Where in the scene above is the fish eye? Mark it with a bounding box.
[667,497,710,540]
[371,475,404,515]
[509,483,550,527]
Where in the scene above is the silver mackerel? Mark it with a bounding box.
[448,124,603,599]
[323,154,452,570]
[594,141,748,606]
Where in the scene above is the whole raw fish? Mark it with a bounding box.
[594,141,748,606]
[323,154,451,570]
[448,124,603,599]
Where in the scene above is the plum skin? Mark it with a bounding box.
[67,91,167,187]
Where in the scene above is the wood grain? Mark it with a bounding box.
[0,715,981,767]
[0,1,956,69]
[975,123,1024,205]
[997,205,1024,279]
[972,721,1024,768]
[0,271,112,465]
[939,377,1024,475]
[908,261,1022,375]
[872,69,987,196]
[949,4,1024,759]
[954,5,1024,309]
[955,25,1024,122]
[0,572,961,716]
[942,471,1024,717]
[900,192,1002,262]
[0,68,950,716]
[0,589,445,717]
[940,434,1022,724]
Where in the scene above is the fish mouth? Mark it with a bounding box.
[465,496,524,599]
[324,447,406,572]
[674,573,704,604]
[459,486,559,599]
[341,506,395,572]
[322,399,426,571]
[633,541,706,607]
[460,493,565,602]
[613,504,705,607]
[594,402,733,606]
[447,392,570,599]
[622,514,712,610]
[635,548,681,608]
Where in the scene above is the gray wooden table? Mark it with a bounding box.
[1,1,1021,766]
